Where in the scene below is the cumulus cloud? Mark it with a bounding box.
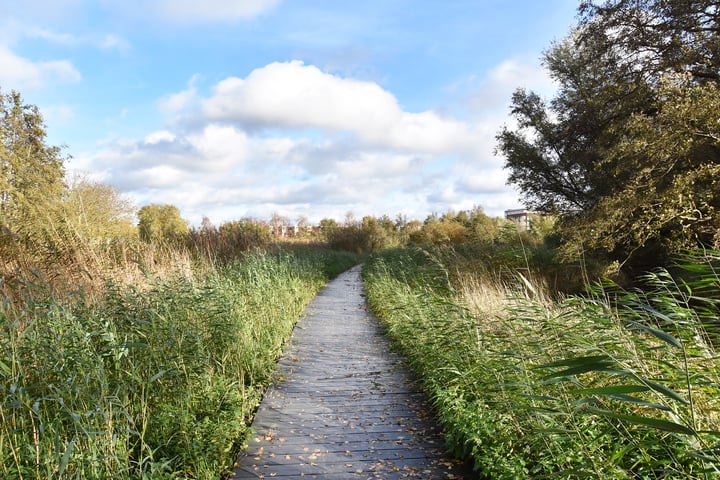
[467,57,556,113]
[71,123,445,225]
[144,130,176,144]
[455,168,509,195]
[332,152,424,180]
[157,75,200,115]
[131,165,188,188]
[155,0,280,22]
[72,59,532,224]
[0,46,81,90]
[188,124,249,170]
[202,61,481,154]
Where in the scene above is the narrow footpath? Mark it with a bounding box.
[232,265,473,479]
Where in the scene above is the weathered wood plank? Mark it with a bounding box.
[231,266,473,479]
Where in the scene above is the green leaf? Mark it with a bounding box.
[685,450,720,463]
[568,385,649,396]
[588,407,696,435]
[605,394,672,412]
[538,354,614,369]
[569,386,673,410]
[58,436,76,476]
[0,358,11,376]
[645,380,689,404]
[518,393,560,401]
[538,355,617,378]
[148,369,171,383]
[626,319,682,348]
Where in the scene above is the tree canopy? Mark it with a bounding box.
[497,0,720,269]
[138,204,189,242]
[0,89,67,235]
[61,174,137,240]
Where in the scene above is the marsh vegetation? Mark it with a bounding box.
[363,247,720,478]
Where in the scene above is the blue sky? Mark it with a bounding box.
[1,0,579,225]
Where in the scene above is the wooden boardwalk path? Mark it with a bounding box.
[232,265,473,479]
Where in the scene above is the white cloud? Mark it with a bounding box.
[132,165,187,188]
[157,75,200,115]
[188,124,249,169]
[155,0,280,22]
[97,34,131,53]
[253,137,297,159]
[144,130,176,144]
[467,57,557,113]
[158,89,195,114]
[202,61,480,154]
[3,21,131,53]
[71,125,441,225]
[0,46,81,90]
[25,26,77,45]
[71,59,536,225]
[3,0,85,23]
[332,152,423,179]
[71,123,251,192]
[42,104,75,123]
[489,58,553,90]
[455,168,509,195]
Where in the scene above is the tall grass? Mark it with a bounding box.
[363,248,720,478]
[0,227,197,316]
[0,248,358,479]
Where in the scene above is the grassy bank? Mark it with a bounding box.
[362,248,720,479]
[0,248,358,479]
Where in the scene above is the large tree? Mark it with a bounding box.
[497,0,720,268]
[60,174,137,240]
[577,0,720,82]
[137,204,189,242]
[0,89,67,234]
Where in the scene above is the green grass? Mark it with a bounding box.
[362,247,720,479]
[0,248,358,479]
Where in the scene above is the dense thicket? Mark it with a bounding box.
[497,0,720,270]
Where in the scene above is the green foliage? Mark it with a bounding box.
[320,217,361,253]
[411,214,468,245]
[497,0,720,270]
[577,0,720,82]
[0,249,357,479]
[218,218,272,247]
[190,218,273,262]
[60,174,137,241]
[408,207,514,247]
[363,248,720,478]
[322,214,399,254]
[0,89,67,237]
[316,209,544,262]
[360,214,399,252]
[138,204,189,243]
[318,217,338,239]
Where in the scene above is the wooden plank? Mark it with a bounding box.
[231,266,473,479]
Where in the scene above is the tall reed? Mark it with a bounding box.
[363,248,720,478]
[0,248,358,479]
